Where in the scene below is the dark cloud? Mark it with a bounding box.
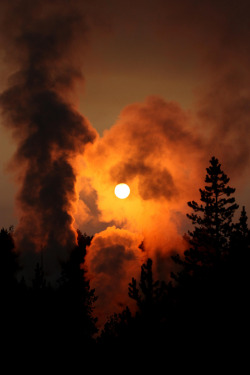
[111,160,176,200]
[138,168,175,200]
[91,244,135,274]
[156,0,250,176]
[0,0,96,277]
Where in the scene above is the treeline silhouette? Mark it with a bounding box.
[1,157,249,358]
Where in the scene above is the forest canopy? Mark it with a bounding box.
[1,157,249,357]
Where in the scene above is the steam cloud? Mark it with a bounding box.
[0,0,96,277]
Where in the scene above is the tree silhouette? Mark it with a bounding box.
[170,157,246,351]
[98,306,133,347]
[128,258,168,314]
[99,258,171,351]
[129,258,174,346]
[229,206,250,306]
[98,157,249,358]
[56,230,98,350]
[32,262,47,291]
[0,227,27,346]
[0,226,21,316]
[0,226,20,286]
[231,206,250,254]
[173,156,238,276]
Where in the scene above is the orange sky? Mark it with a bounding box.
[0,0,250,325]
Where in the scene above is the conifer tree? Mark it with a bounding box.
[189,156,238,250]
[32,262,47,291]
[100,258,169,349]
[230,206,250,263]
[0,226,20,288]
[128,258,168,313]
[229,206,250,320]
[233,207,249,245]
[169,158,241,346]
[128,258,170,336]
[57,230,98,345]
[173,157,238,276]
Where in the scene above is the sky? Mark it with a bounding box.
[0,0,250,326]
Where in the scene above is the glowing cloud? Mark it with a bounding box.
[79,96,207,323]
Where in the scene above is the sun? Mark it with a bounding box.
[114,183,130,199]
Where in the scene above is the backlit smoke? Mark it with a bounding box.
[0,0,96,277]
[86,226,145,325]
[81,0,250,323]
[81,97,207,325]
[1,0,250,323]
[154,0,250,177]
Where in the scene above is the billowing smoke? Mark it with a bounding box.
[1,0,250,323]
[81,97,207,325]
[0,0,96,277]
[82,89,248,325]
[80,0,250,323]
[86,226,145,325]
[154,0,250,177]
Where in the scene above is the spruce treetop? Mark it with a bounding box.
[171,157,239,286]
[186,156,238,253]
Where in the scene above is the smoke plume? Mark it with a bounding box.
[81,97,207,325]
[154,0,250,177]
[1,0,250,322]
[86,226,145,325]
[0,0,96,277]
[81,0,250,323]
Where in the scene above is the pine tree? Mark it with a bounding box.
[98,306,133,346]
[229,206,250,273]
[128,258,167,313]
[173,157,238,276]
[229,206,250,322]
[170,157,241,344]
[191,157,237,249]
[231,206,250,250]
[128,258,169,338]
[32,262,47,291]
[0,226,20,286]
[0,225,17,293]
[100,258,169,350]
[57,230,98,347]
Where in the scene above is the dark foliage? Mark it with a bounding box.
[173,157,238,273]
[0,226,20,286]
[1,228,98,356]
[169,157,248,353]
[98,258,173,352]
[1,156,249,361]
[99,157,249,359]
[56,230,98,349]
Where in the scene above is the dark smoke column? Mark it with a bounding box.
[0,0,96,277]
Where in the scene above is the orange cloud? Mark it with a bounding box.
[78,96,208,322]
[85,226,144,328]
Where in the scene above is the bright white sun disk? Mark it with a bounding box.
[114,183,130,199]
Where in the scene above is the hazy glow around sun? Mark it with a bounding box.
[114,183,130,199]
